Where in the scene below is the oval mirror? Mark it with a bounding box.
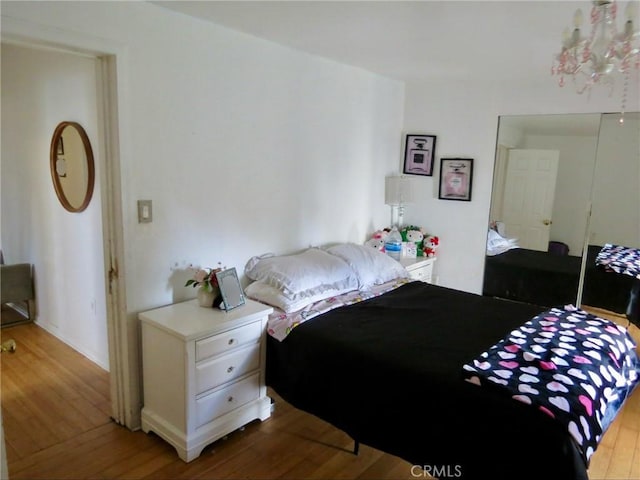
[49,121,95,213]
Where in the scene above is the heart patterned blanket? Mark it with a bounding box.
[462,305,640,466]
[596,243,640,279]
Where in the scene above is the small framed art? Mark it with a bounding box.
[403,134,436,176]
[438,158,473,201]
[215,267,246,311]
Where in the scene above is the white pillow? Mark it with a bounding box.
[325,243,409,288]
[245,280,353,313]
[244,247,358,298]
[486,229,519,256]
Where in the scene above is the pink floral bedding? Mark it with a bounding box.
[266,278,411,341]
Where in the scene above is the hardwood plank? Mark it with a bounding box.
[630,446,640,480]
[589,442,613,480]
[98,441,177,479]
[605,425,637,479]
[1,406,58,460]
[7,422,120,478]
[356,453,416,480]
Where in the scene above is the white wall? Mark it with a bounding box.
[1,43,109,369]
[1,1,405,425]
[403,78,639,293]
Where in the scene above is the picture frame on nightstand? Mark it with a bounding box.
[215,267,245,311]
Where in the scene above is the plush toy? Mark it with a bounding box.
[406,230,424,243]
[365,236,386,251]
[365,229,389,252]
[406,228,425,256]
[423,235,439,258]
[401,226,425,256]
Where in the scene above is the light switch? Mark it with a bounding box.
[138,200,152,223]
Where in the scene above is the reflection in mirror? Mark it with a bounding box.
[581,113,640,319]
[49,121,95,213]
[484,113,601,308]
[216,268,246,311]
[484,112,640,316]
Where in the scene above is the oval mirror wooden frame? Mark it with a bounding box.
[49,121,95,213]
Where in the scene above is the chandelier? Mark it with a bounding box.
[552,0,640,114]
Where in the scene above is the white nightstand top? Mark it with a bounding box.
[399,256,436,269]
[139,298,273,341]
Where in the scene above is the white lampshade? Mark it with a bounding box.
[385,175,414,206]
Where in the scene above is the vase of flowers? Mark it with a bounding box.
[185,264,223,308]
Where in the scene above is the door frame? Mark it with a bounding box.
[1,17,135,428]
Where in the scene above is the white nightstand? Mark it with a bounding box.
[139,298,273,462]
[400,256,436,283]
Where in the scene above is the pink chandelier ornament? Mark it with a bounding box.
[552,0,640,121]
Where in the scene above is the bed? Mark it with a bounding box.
[593,244,640,326]
[243,243,640,480]
[483,240,636,315]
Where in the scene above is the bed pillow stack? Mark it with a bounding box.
[244,244,409,313]
[244,248,359,313]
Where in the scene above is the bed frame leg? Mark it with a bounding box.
[353,440,360,455]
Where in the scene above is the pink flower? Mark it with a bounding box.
[185,263,225,291]
[195,269,208,283]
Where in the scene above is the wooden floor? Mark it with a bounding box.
[1,313,639,480]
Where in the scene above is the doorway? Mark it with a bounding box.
[0,28,129,429]
[1,42,109,369]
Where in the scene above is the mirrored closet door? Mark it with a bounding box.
[580,113,640,315]
[484,112,640,316]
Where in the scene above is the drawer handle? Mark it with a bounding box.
[227,366,234,373]
[227,396,234,403]
[228,339,235,345]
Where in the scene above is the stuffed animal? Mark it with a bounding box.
[423,235,439,258]
[365,236,386,251]
[365,230,389,252]
[401,225,419,240]
[405,228,424,256]
[401,226,425,256]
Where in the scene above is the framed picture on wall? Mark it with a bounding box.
[438,158,473,201]
[403,134,436,176]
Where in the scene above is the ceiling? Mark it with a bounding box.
[151,1,638,136]
[152,0,583,83]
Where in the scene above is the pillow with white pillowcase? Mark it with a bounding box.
[325,243,409,289]
[244,247,358,300]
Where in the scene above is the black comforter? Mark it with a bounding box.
[266,282,596,480]
[483,245,635,313]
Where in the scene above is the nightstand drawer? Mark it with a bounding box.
[196,344,260,394]
[196,373,260,427]
[409,266,432,282]
[195,321,262,361]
